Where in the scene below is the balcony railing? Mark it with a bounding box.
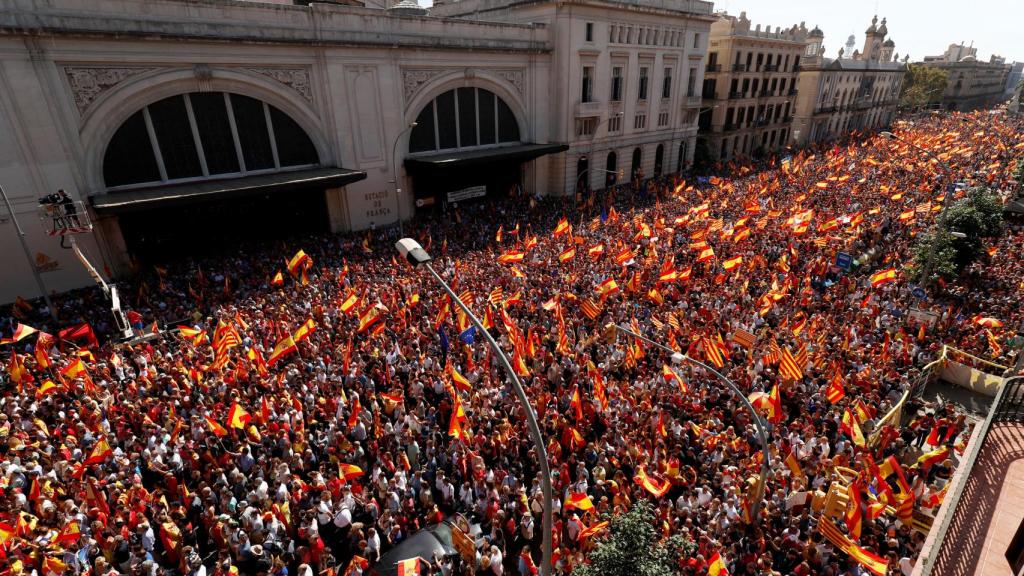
[732,63,748,72]
[815,105,837,114]
[758,90,772,97]
[728,91,745,99]
[685,95,702,106]
[723,123,738,132]
[706,63,721,73]
[788,88,799,96]
[763,64,779,72]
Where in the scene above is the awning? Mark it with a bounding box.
[404,143,569,172]
[90,167,366,214]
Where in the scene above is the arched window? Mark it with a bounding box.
[409,87,520,153]
[576,156,589,191]
[654,144,664,177]
[631,147,642,179]
[103,92,318,189]
[677,141,687,171]
[605,151,618,187]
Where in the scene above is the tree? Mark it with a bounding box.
[900,64,949,110]
[911,187,1004,285]
[572,500,695,576]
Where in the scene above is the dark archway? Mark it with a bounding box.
[654,144,664,177]
[677,141,688,171]
[576,156,589,192]
[631,147,642,180]
[605,151,618,187]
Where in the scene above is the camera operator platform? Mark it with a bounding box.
[37,189,134,340]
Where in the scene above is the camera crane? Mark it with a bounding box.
[37,191,134,341]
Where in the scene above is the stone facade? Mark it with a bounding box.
[431,0,714,194]
[790,16,905,146]
[698,11,807,161]
[0,0,560,302]
[920,46,1011,112]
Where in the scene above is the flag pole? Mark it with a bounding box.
[395,238,554,576]
[0,184,57,320]
[613,323,771,521]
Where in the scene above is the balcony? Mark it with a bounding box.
[732,63,748,72]
[574,100,603,117]
[706,63,722,73]
[722,123,738,132]
[815,105,837,115]
[792,64,801,72]
[763,64,779,72]
[758,90,772,97]
[685,95,702,107]
[788,88,799,97]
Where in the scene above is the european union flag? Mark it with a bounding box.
[438,326,449,353]
[459,326,476,344]
[600,206,608,224]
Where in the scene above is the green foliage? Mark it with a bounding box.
[910,187,1004,284]
[572,500,695,576]
[1015,157,1024,186]
[900,64,949,110]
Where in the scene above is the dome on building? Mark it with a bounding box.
[877,17,888,36]
[865,15,878,34]
[808,25,823,38]
[883,38,895,47]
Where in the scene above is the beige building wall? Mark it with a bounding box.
[790,16,904,146]
[699,12,806,162]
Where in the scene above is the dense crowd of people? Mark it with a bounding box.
[2,109,1023,576]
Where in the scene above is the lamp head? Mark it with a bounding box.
[395,238,432,268]
[880,131,896,140]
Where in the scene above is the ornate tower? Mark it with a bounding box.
[862,15,885,62]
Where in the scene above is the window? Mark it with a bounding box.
[687,67,697,97]
[662,67,672,99]
[576,117,598,137]
[409,87,520,153]
[585,22,594,42]
[582,66,595,103]
[693,32,700,49]
[611,67,623,101]
[634,113,647,130]
[658,111,669,127]
[607,115,622,133]
[654,144,664,176]
[638,67,649,101]
[103,91,318,189]
[631,147,642,178]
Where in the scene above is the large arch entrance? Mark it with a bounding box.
[92,91,364,261]
[403,86,565,212]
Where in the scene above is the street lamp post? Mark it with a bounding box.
[612,324,771,520]
[390,122,418,237]
[394,238,555,576]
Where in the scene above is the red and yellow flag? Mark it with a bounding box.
[267,335,297,366]
[869,268,897,288]
[227,402,251,429]
[634,466,671,498]
[708,551,730,576]
[564,492,594,511]
[85,438,112,465]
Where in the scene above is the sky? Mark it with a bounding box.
[710,0,1022,63]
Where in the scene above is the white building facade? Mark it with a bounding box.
[0,0,709,303]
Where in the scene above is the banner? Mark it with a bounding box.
[447,185,487,203]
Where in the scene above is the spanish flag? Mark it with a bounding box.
[634,466,671,498]
[291,318,316,343]
[564,492,594,511]
[595,278,620,299]
[267,335,297,366]
[558,246,576,263]
[448,364,472,393]
[339,463,364,480]
[697,246,716,262]
[497,250,525,264]
[587,244,605,258]
[397,558,422,576]
[554,217,570,237]
[60,357,88,380]
[206,416,229,437]
[708,551,730,576]
[55,520,81,544]
[35,379,57,399]
[339,293,359,314]
[85,438,112,465]
[917,446,950,468]
[722,255,743,271]
[869,268,897,288]
[227,402,251,429]
[784,450,802,477]
[1,322,37,344]
[841,409,866,447]
[271,271,284,286]
[357,303,388,333]
[577,520,610,541]
[286,249,311,276]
